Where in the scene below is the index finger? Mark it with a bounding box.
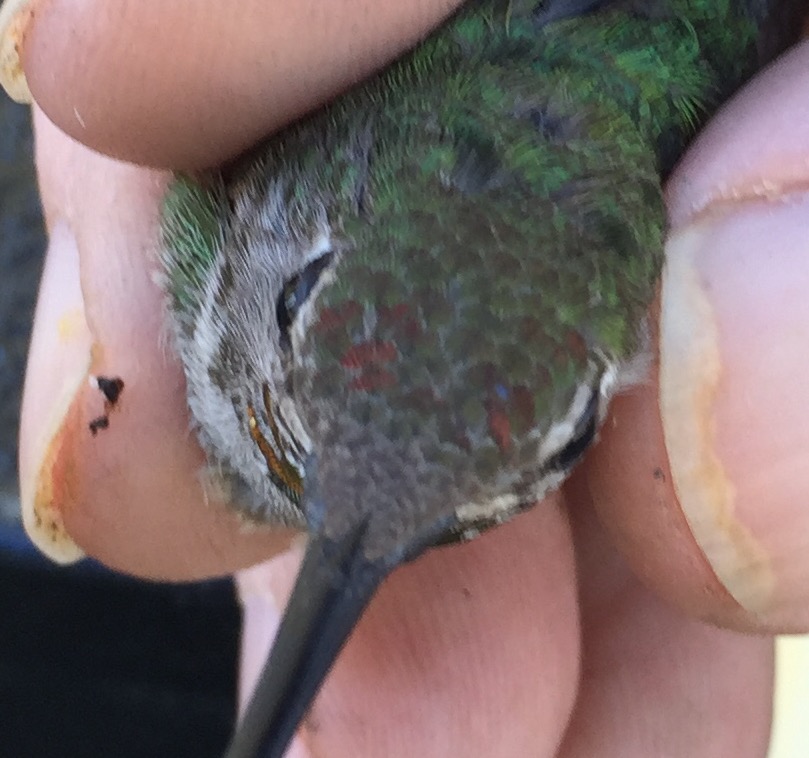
[11,0,463,168]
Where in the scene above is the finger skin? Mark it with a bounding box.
[238,504,580,758]
[22,0,464,168]
[559,482,773,758]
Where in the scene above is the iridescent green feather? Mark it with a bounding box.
[160,0,766,471]
[298,0,761,443]
[161,175,225,315]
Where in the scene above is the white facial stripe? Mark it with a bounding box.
[537,364,600,463]
[290,231,338,355]
[453,359,618,530]
[307,232,333,263]
[456,493,520,523]
[454,466,569,530]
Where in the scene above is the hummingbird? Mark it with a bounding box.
[158,1,789,756]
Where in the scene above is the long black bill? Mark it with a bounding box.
[223,524,391,758]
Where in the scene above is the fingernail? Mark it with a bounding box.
[19,221,89,563]
[660,222,773,612]
[0,0,34,103]
[234,541,306,713]
[660,194,809,620]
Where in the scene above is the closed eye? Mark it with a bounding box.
[276,252,334,349]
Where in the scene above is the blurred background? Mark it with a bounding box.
[0,98,240,757]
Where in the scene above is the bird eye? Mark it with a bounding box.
[276,252,335,348]
[545,389,599,473]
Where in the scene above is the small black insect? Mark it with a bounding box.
[96,376,125,406]
[88,416,110,436]
[88,375,125,436]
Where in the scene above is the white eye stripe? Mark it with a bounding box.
[536,363,601,463]
[306,232,333,264]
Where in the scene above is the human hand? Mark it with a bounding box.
[8,1,809,754]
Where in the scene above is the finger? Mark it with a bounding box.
[236,502,580,758]
[559,484,773,758]
[12,0,463,168]
[582,41,809,632]
[20,108,297,578]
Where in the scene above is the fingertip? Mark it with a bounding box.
[28,109,297,578]
[588,199,809,633]
[24,0,256,167]
[661,202,809,631]
[589,41,809,632]
[21,0,463,168]
[662,40,809,631]
[0,0,34,104]
[19,220,89,563]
